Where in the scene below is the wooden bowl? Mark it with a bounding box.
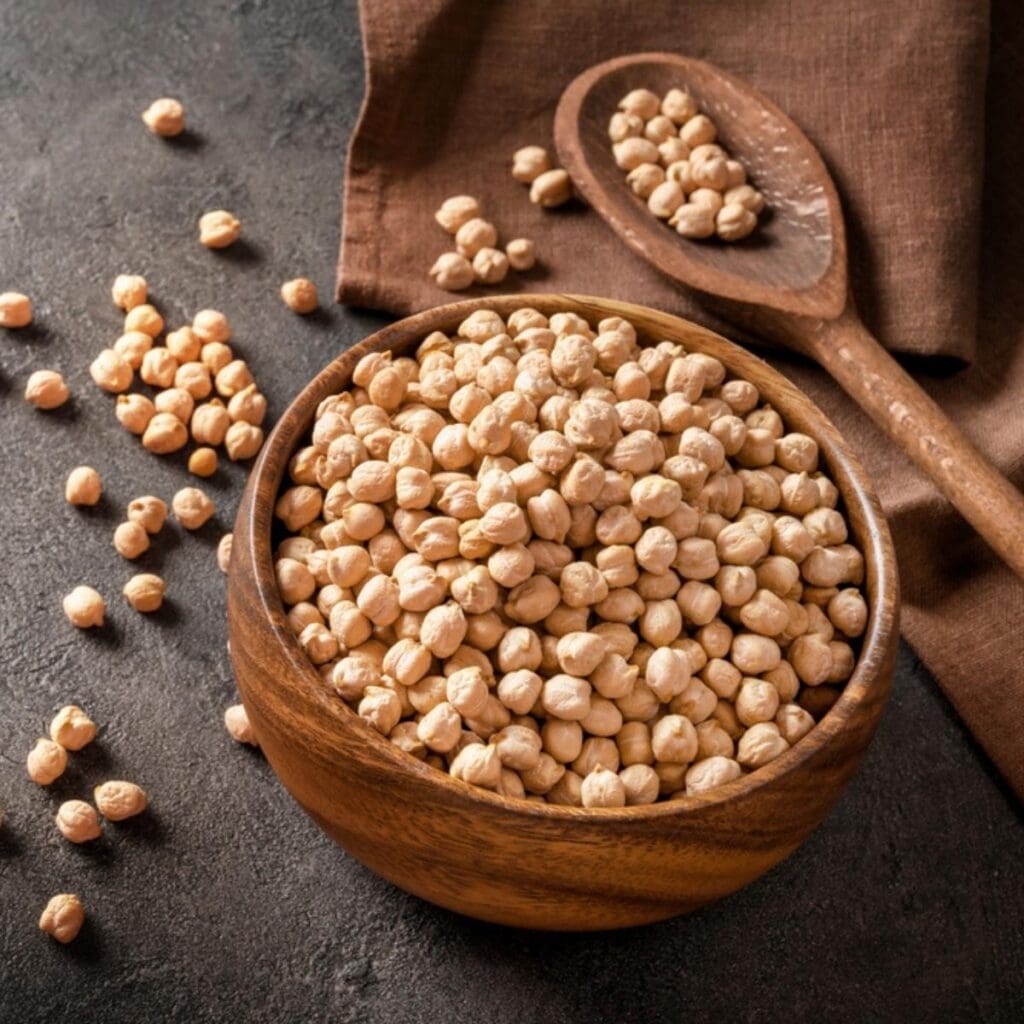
[228,294,899,931]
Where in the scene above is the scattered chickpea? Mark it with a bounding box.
[27,737,68,785]
[114,330,154,369]
[50,705,97,749]
[113,520,150,559]
[65,466,102,507]
[199,209,241,249]
[90,349,134,393]
[172,486,214,530]
[224,420,264,460]
[55,800,102,843]
[511,145,552,184]
[472,247,508,285]
[281,277,319,314]
[435,195,481,234]
[116,393,155,434]
[39,894,85,944]
[111,274,148,310]
[94,780,148,820]
[166,326,201,362]
[125,303,164,338]
[430,252,475,292]
[127,495,167,534]
[123,573,166,613]
[193,309,232,345]
[25,370,69,410]
[455,218,497,258]
[505,238,536,272]
[274,307,865,804]
[225,703,258,746]
[142,97,185,137]
[217,532,233,573]
[0,291,33,328]
[63,586,105,628]
[529,168,572,208]
[188,446,218,477]
[142,411,188,454]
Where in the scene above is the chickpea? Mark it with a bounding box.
[529,168,572,207]
[113,520,150,560]
[776,703,816,745]
[123,573,166,613]
[717,203,757,242]
[0,290,33,328]
[39,894,86,944]
[56,800,102,843]
[736,722,790,768]
[651,715,698,764]
[27,737,68,785]
[24,369,69,410]
[127,496,168,535]
[608,110,643,142]
[224,703,259,746]
[114,393,153,434]
[141,412,188,454]
[685,755,742,795]
[94,780,148,820]
[63,586,105,628]
[224,421,264,460]
[175,360,213,399]
[505,238,536,272]
[434,195,481,234]
[511,145,551,183]
[65,466,102,507]
[199,209,241,249]
[48,705,96,750]
[581,765,626,808]
[429,252,474,291]
[188,447,218,478]
[280,277,319,314]
[450,742,502,790]
[172,486,214,530]
[671,203,716,239]
[114,330,153,369]
[142,97,184,136]
[91,348,133,393]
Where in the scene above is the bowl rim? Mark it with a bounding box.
[233,293,899,821]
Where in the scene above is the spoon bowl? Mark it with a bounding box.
[555,53,1024,580]
[555,52,846,318]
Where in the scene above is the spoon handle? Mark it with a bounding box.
[789,307,1024,579]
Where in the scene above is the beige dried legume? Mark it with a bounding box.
[610,88,764,242]
[273,307,866,803]
[39,894,85,943]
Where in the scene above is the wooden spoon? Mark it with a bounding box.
[555,52,1024,579]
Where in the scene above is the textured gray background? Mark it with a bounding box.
[1,1,1022,1022]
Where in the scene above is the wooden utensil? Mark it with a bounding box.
[555,52,1024,579]
[228,294,898,931]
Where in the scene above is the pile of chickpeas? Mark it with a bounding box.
[273,306,867,808]
[430,196,538,292]
[89,274,267,474]
[610,88,765,242]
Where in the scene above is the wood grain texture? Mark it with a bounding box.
[227,295,899,931]
[555,53,1024,580]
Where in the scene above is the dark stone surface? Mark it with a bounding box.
[0,1,1021,1021]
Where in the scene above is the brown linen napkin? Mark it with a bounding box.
[339,0,1024,797]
